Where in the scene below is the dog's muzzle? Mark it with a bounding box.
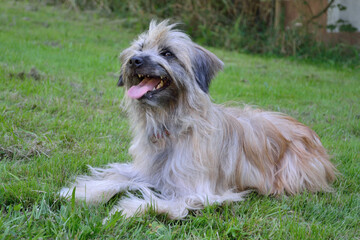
[126,55,172,100]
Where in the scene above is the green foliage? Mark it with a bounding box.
[42,0,360,68]
[0,1,360,239]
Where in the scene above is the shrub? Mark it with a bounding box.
[44,0,360,67]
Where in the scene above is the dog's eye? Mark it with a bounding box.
[161,51,173,57]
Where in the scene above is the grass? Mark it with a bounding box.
[0,1,359,239]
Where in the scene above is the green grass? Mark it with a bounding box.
[0,1,359,239]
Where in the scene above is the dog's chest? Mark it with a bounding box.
[149,128,170,144]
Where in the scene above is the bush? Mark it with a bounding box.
[44,0,360,67]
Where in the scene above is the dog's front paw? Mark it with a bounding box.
[59,187,73,199]
[102,204,138,225]
[102,206,125,225]
[58,185,111,204]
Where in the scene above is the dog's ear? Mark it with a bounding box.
[117,72,124,87]
[192,46,224,93]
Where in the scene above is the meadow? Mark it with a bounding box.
[0,1,359,239]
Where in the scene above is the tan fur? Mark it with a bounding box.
[60,20,336,221]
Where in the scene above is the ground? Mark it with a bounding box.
[0,1,359,239]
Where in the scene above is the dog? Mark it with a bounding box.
[60,20,336,220]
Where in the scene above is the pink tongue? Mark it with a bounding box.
[127,78,161,99]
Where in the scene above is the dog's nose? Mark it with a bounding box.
[129,56,143,68]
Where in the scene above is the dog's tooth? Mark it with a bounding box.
[157,80,164,89]
[147,75,150,78]
[138,74,141,78]
[160,76,163,79]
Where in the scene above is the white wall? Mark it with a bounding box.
[327,0,360,32]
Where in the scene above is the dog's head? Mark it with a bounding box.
[118,20,223,108]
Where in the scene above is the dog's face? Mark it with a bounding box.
[118,20,224,108]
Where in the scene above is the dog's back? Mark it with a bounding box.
[220,106,336,195]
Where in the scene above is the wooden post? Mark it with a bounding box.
[274,0,281,29]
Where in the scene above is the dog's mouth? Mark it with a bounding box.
[127,74,171,99]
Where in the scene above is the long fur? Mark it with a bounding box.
[60,20,336,220]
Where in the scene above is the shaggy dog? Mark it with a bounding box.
[60,20,336,220]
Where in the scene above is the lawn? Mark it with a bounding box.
[0,1,359,239]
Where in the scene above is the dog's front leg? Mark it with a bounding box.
[105,194,190,221]
[59,163,141,204]
[104,191,249,221]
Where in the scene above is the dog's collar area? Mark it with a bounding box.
[150,129,170,143]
